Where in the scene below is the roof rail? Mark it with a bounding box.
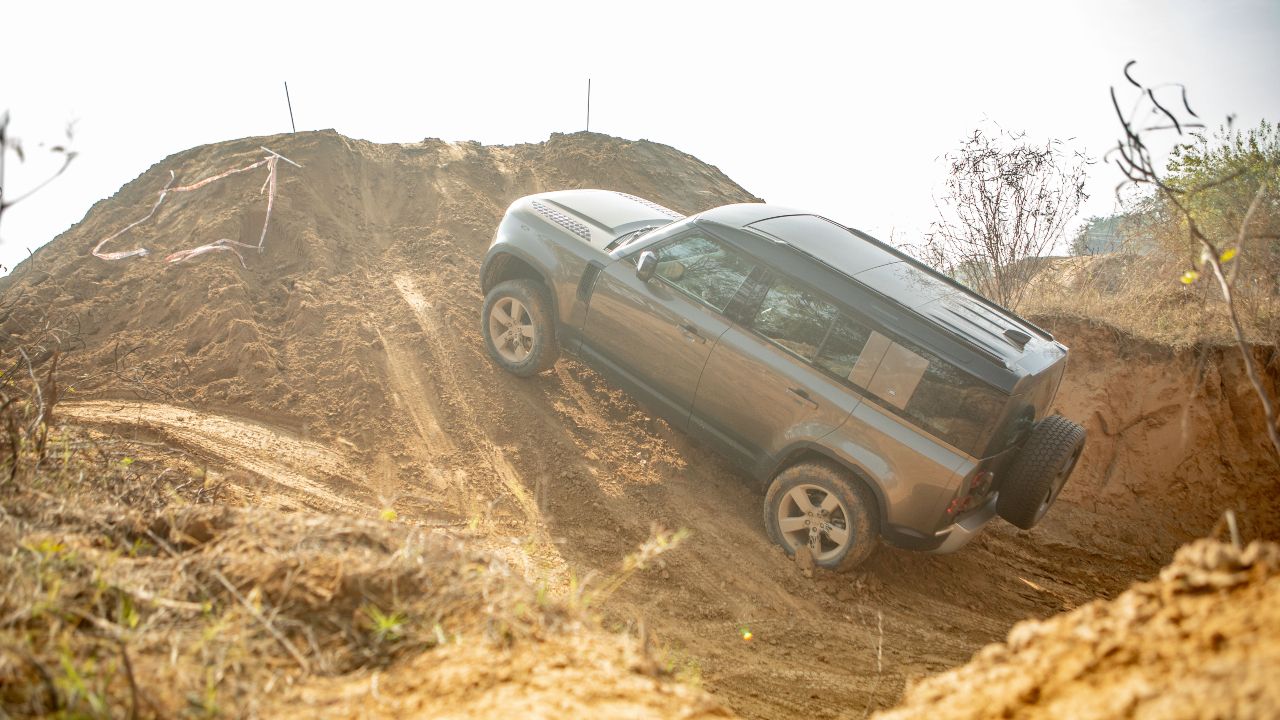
[843,226,1055,343]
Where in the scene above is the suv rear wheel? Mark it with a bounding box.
[997,415,1086,530]
[482,279,559,377]
[764,461,879,572]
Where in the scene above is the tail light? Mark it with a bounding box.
[947,470,995,516]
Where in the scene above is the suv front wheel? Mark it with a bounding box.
[764,461,879,572]
[481,279,559,377]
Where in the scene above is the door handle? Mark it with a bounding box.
[787,386,818,408]
[678,321,706,343]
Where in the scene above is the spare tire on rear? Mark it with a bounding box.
[997,415,1086,530]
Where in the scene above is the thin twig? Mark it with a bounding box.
[860,609,885,719]
[120,641,139,720]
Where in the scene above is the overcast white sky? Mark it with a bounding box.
[2,0,1277,274]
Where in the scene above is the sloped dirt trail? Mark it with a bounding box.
[4,130,1276,718]
[58,399,366,513]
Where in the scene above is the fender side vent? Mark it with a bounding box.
[577,261,605,302]
[532,200,591,240]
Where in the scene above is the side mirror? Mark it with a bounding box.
[635,251,658,282]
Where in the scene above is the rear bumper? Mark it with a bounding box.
[927,495,998,554]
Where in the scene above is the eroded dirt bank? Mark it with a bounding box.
[3,130,1276,717]
[1040,317,1280,558]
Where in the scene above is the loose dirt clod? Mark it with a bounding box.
[795,545,815,578]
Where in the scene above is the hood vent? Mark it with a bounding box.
[531,200,591,240]
[614,192,685,220]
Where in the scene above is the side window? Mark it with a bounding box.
[840,324,1005,454]
[815,314,874,379]
[903,354,1005,454]
[752,279,838,360]
[652,234,754,312]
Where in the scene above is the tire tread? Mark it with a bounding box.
[997,415,1086,530]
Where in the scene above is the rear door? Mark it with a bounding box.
[691,275,865,473]
[580,231,756,429]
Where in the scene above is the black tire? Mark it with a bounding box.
[997,415,1086,530]
[481,279,559,377]
[764,461,879,572]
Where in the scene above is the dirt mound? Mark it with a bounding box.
[3,129,1278,718]
[874,538,1280,720]
[0,129,759,528]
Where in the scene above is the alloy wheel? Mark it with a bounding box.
[776,483,852,563]
[489,296,535,363]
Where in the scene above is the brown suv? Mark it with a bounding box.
[479,190,1085,570]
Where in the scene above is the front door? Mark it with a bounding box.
[581,232,756,429]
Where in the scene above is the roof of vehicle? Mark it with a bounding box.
[692,203,1060,372]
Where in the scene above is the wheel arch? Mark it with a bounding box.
[481,249,559,317]
[767,444,889,526]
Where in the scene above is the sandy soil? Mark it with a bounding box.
[3,129,1277,717]
[875,538,1280,720]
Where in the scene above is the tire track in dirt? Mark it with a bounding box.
[391,272,562,575]
[372,321,466,518]
[58,400,367,513]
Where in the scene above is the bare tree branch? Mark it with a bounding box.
[1107,62,1280,459]
[916,125,1090,310]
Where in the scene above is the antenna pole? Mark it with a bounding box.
[586,78,591,132]
[284,81,297,133]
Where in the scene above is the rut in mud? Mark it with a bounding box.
[3,130,1276,718]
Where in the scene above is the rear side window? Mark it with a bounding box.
[742,277,1007,455]
[819,310,1006,454]
[845,328,1004,454]
[753,279,838,360]
[904,353,1005,454]
[652,234,755,312]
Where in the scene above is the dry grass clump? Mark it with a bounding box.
[1020,253,1280,349]
[0,473,583,717]
[0,418,578,718]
